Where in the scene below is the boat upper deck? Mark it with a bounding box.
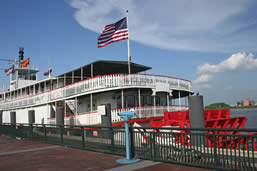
[0,60,192,110]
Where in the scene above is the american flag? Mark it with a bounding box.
[98,17,128,48]
[5,66,14,75]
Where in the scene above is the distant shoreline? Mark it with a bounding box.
[205,102,257,110]
[229,106,257,109]
[205,106,257,110]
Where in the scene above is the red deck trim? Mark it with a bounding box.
[112,105,189,111]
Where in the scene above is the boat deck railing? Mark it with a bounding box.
[47,105,189,125]
[0,73,192,110]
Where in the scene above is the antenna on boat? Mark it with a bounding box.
[0,58,16,67]
[0,58,17,71]
[43,57,52,78]
[0,58,15,62]
[2,81,5,93]
[48,56,51,78]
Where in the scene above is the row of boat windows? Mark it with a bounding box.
[117,95,171,108]
[2,83,59,101]
[49,95,172,118]
[11,71,37,81]
[3,87,50,100]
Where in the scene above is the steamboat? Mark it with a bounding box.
[1,49,257,171]
[0,48,192,126]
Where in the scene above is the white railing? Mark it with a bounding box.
[47,118,56,125]
[111,105,189,123]
[46,105,189,126]
[0,73,192,110]
[74,111,100,125]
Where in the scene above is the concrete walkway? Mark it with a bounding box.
[105,161,160,171]
[0,136,210,171]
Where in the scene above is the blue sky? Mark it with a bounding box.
[1,0,257,105]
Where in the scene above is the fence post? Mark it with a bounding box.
[11,124,15,138]
[44,124,47,142]
[212,130,218,170]
[81,127,85,148]
[30,124,33,139]
[111,127,115,152]
[60,126,63,145]
[20,124,23,138]
[129,127,134,158]
[152,131,156,159]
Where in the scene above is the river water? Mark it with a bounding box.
[230,108,257,129]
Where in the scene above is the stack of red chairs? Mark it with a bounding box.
[149,109,257,151]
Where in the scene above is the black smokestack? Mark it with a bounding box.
[19,47,24,61]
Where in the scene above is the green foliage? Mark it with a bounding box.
[230,105,257,109]
[205,102,257,109]
[205,103,230,109]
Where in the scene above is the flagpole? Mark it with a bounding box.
[3,81,5,101]
[48,57,51,79]
[126,10,131,74]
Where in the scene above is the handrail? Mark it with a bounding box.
[1,123,257,170]
[2,122,257,132]
[1,73,191,102]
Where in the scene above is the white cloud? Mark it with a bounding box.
[193,74,212,84]
[192,74,212,89]
[198,52,257,74]
[194,52,257,90]
[67,0,257,52]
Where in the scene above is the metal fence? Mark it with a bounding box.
[1,123,257,170]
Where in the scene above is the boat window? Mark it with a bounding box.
[50,106,55,118]
[93,104,97,110]
[169,97,173,105]
[35,88,39,94]
[160,96,167,105]
[52,82,57,89]
[155,96,160,105]
[40,85,44,92]
[117,95,127,108]
[127,95,135,107]
[144,96,153,106]
[117,96,122,108]
[18,70,27,80]
[30,72,36,80]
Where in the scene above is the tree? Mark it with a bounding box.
[205,103,230,109]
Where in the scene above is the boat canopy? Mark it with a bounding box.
[58,60,152,79]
